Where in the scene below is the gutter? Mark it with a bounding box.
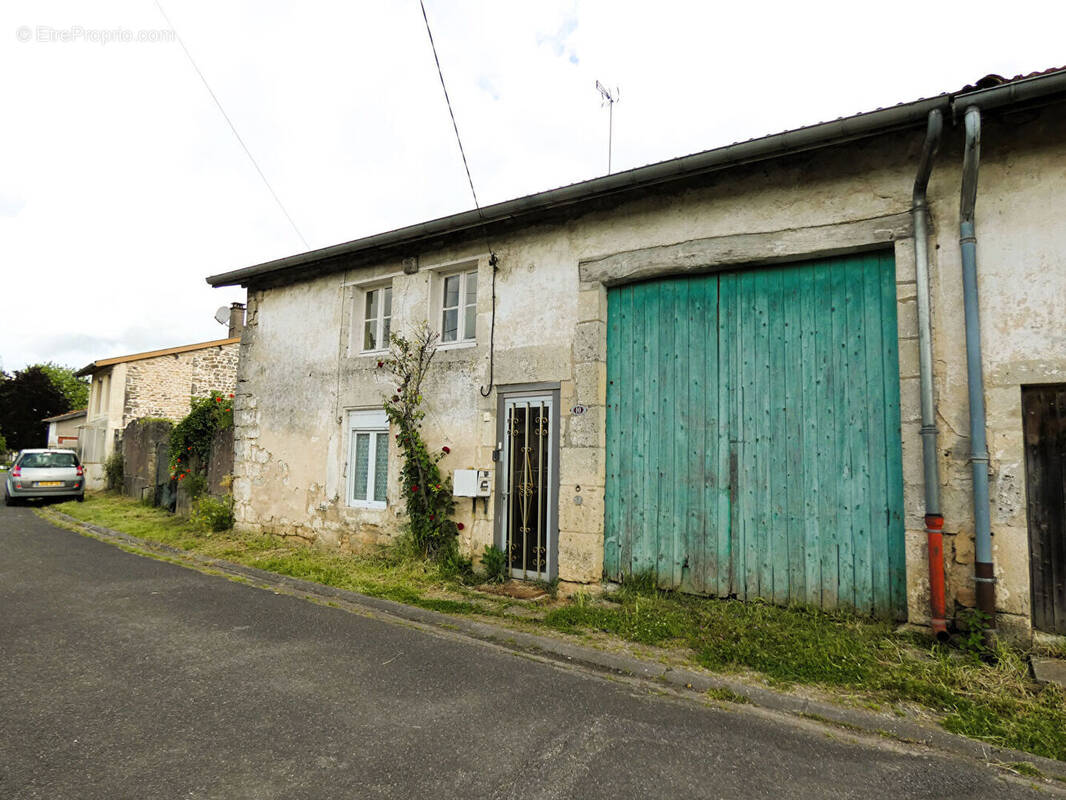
[207,96,950,288]
[207,69,1066,291]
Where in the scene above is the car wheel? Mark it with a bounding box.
[4,494,17,507]
[76,494,85,503]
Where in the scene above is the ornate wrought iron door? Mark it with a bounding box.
[501,396,555,580]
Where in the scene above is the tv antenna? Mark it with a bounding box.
[595,80,619,174]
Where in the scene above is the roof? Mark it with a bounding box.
[75,338,240,377]
[207,67,1066,290]
[41,409,87,423]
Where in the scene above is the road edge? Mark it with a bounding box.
[39,507,1066,783]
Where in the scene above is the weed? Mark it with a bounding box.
[1005,762,1044,778]
[480,545,508,584]
[190,493,234,533]
[103,451,124,491]
[957,608,994,662]
[705,687,751,704]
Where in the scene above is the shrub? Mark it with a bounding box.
[104,451,124,491]
[191,493,234,533]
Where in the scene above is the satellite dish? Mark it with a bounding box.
[214,306,230,326]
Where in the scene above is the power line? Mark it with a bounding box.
[418,0,486,223]
[417,0,499,398]
[152,0,309,250]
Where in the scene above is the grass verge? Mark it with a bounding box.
[44,493,1066,762]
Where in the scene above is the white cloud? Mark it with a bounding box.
[1,0,1064,371]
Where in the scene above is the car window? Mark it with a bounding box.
[19,452,78,468]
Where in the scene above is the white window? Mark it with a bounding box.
[361,285,392,352]
[347,409,389,509]
[440,270,477,344]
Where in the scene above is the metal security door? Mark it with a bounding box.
[499,395,556,580]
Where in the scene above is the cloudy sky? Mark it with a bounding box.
[2,0,1063,373]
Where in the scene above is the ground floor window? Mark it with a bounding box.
[348,409,388,508]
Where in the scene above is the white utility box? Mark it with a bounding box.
[454,469,492,497]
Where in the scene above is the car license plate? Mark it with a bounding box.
[36,481,63,487]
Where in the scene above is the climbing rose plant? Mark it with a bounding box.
[379,323,457,559]
[168,390,234,484]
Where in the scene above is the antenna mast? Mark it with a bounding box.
[595,80,619,174]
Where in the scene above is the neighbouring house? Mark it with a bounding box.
[75,305,245,490]
[207,69,1066,640]
[42,408,86,450]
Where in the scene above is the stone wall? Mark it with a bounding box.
[206,426,234,496]
[121,418,173,504]
[124,343,238,424]
[229,102,1066,635]
[173,427,235,515]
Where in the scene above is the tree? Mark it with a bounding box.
[0,366,71,451]
[36,362,89,410]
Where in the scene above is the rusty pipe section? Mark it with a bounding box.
[911,109,949,641]
[958,104,996,627]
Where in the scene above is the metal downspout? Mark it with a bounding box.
[958,104,996,627]
[912,109,949,640]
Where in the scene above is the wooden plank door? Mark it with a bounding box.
[1023,386,1066,634]
[604,251,906,617]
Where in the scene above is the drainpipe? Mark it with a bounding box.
[911,108,948,641]
[957,104,996,628]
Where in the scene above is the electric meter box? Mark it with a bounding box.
[453,469,492,497]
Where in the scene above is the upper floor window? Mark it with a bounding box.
[440,270,476,344]
[361,284,392,352]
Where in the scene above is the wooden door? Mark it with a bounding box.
[1023,386,1066,634]
[604,251,906,617]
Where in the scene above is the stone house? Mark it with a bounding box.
[42,408,86,450]
[75,316,243,490]
[207,69,1066,639]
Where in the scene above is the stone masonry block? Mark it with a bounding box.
[896,281,917,302]
[557,530,603,583]
[566,405,605,448]
[896,298,918,340]
[558,486,605,534]
[897,337,919,380]
[573,321,606,364]
[985,385,1021,425]
[577,287,606,323]
[573,362,607,407]
[558,446,604,487]
[898,376,921,424]
[893,239,917,284]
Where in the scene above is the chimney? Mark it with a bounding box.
[228,302,246,339]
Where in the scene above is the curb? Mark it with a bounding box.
[45,509,1066,782]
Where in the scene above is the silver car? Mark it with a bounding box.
[4,449,85,505]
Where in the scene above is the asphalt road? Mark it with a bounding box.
[0,501,1049,799]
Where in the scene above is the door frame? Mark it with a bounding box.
[1022,383,1066,635]
[495,383,561,581]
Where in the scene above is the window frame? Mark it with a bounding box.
[438,268,478,346]
[346,409,389,509]
[358,283,393,354]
